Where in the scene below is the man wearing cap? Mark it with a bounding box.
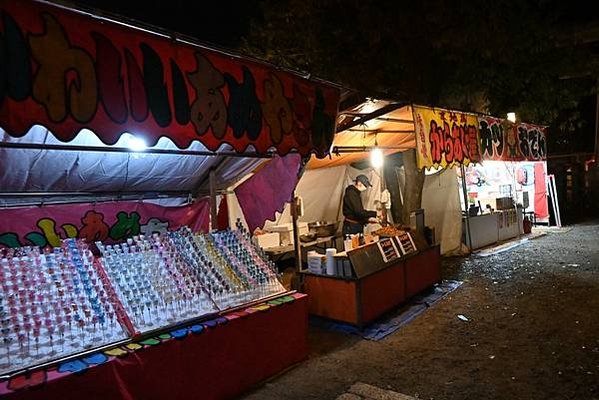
[342,174,379,235]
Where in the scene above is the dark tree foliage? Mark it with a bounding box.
[242,0,598,127]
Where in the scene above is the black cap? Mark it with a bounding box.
[355,174,372,187]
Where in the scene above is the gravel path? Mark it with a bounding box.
[243,222,599,400]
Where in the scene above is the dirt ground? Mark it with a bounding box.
[243,221,599,400]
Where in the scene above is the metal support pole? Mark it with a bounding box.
[290,190,302,275]
[0,141,275,158]
[209,168,217,231]
[460,165,473,252]
[378,165,389,225]
[595,77,599,161]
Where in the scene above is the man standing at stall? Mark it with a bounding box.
[342,174,379,235]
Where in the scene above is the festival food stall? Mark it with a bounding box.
[283,101,443,326]
[412,106,549,251]
[0,0,340,398]
[297,102,551,325]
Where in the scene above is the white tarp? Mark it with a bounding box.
[0,126,265,198]
[421,168,463,255]
[295,165,383,226]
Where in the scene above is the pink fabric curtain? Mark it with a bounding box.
[235,154,302,232]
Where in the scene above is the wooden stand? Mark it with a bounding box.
[302,245,441,327]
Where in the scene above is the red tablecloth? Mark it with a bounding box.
[1,294,308,400]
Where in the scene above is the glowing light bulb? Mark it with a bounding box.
[506,112,516,123]
[370,147,384,169]
[128,137,147,151]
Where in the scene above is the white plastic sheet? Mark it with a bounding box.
[0,126,266,197]
[229,163,463,254]
[421,168,463,255]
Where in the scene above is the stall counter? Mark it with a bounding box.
[301,243,441,327]
[464,207,523,250]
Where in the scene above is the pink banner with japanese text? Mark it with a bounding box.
[0,199,209,249]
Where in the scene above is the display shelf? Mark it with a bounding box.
[0,240,128,376]
[96,234,219,335]
[0,293,309,400]
[0,225,286,377]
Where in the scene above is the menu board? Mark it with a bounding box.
[395,232,417,255]
[377,237,401,263]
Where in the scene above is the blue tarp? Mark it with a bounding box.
[310,280,463,341]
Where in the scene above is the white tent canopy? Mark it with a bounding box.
[0,126,266,206]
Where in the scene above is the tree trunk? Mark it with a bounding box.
[400,149,425,224]
[384,154,403,224]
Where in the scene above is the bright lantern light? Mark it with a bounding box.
[128,137,147,151]
[370,147,384,169]
[507,112,516,123]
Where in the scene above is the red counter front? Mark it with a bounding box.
[0,294,308,400]
[302,245,441,327]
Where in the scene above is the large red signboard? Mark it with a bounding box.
[0,1,340,156]
[478,117,547,161]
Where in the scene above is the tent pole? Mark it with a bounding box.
[209,168,217,231]
[595,77,599,161]
[378,165,388,224]
[460,165,473,252]
[291,190,302,275]
[291,157,310,288]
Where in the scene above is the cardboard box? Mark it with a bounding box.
[253,232,280,249]
[307,252,325,274]
[268,222,308,245]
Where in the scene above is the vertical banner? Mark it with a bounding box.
[478,117,547,161]
[534,163,549,218]
[413,106,481,170]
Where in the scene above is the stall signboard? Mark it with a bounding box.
[395,232,417,255]
[376,237,401,263]
[413,105,481,169]
[0,1,340,156]
[0,199,210,249]
[478,117,547,161]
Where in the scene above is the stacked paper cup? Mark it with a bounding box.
[325,248,337,276]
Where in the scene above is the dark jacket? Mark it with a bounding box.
[342,185,377,225]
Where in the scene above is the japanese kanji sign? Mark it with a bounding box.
[478,117,547,161]
[413,105,481,169]
[0,0,340,156]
